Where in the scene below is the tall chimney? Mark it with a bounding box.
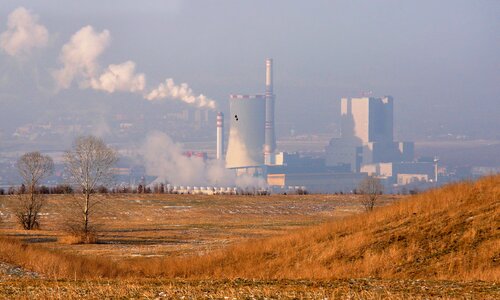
[216,111,224,160]
[264,58,276,165]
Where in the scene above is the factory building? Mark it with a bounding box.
[267,172,366,194]
[215,60,431,193]
[266,151,366,193]
[341,96,394,144]
[325,96,414,172]
[219,59,369,193]
[361,161,435,184]
[324,96,438,190]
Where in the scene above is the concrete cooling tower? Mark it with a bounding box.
[225,94,265,168]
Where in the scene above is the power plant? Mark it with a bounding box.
[211,58,436,193]
[223,58,276,171]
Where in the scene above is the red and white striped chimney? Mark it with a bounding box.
[216,111,224,160]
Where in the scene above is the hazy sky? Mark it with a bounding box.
[0,1,499,139]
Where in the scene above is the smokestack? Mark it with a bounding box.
[264,58,276,165]
[216,111,224,160]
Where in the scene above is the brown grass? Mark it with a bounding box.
[159,175,498,281]
[58,233,98,245]
[2,278,498,299]
[0,193,367,257]
[0,236,131,279]
[0,176,498,282]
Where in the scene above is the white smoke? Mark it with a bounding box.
[52,25,110,90]
[142,131,207,185]
[145,78,216,109]
[52,25,216,109]
[90,61,146,93]
[141,131,265,188]
[0,7,49,57]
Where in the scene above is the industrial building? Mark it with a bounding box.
[216,59,434,193]
[324,96,438,190]
[325,96,415,172]
[217,59,367,193]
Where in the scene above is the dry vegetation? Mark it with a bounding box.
[159,175,499,281]
[1,278,498,299]
[0,176,499,298]
[0,193,373,257]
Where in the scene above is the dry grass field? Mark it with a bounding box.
[0,193,385,258]
[0,177,499,299]
[1,277,498,299]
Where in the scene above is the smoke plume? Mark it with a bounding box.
[0,7,49,57]
[141,131,265,188]
[52,25,215,109]
[52,25,110,90]
[146,78,216,109]
[90,61,146,93]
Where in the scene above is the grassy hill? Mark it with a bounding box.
[158,175,499,281]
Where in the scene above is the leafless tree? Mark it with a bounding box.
[358,176,384,212]
[64,136,117,242]
[16,152,54,229]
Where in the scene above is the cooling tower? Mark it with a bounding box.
[216,112,224,160]
[225,94,266,168]
[264,58,276,165]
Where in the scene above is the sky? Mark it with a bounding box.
[0,0,499,141]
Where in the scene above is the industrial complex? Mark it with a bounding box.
[218,59,438,193]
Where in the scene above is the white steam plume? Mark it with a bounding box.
[145,78,216,109]
[141,131,265,188]
[52,25,216,108]
[90,61,146,93]
[0,7,49,57]
[52,25,110,90]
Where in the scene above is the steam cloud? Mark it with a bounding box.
[141,131,266,188]
[90,61,146,93]
[146,78,216,109]
[0,7,49,57]
[52,24,216,109]
[52,25,110,90]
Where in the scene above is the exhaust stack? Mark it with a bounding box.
[216,112,224,160]
[264,58,276,165]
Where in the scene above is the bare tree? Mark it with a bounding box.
[358,176,384,212]
[64,136,117,242]
[16,152,54,229]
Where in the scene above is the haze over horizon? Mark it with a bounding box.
[1,1,499,143]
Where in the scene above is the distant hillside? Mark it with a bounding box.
[162,175,499,281]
